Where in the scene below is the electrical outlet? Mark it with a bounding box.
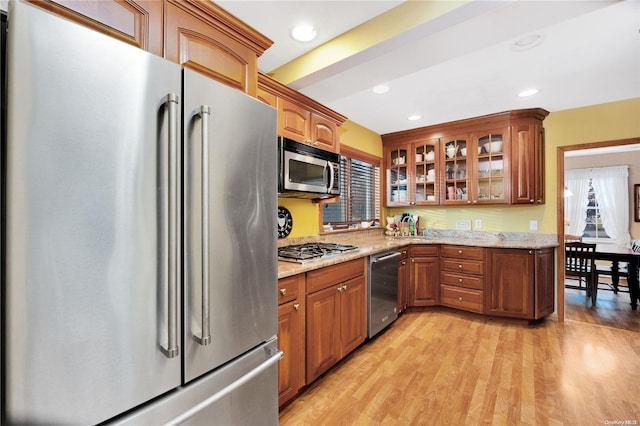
[529,220,538,231]
[456,220,471,231]
[475,219,482,229]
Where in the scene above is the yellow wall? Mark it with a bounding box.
[280,98,640,238]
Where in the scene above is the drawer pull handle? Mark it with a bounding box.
[280,288,286,295]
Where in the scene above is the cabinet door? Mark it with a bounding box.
[385,145,410,206]
[473,127,510,204]
[278,300,303,406]
[257,86,278,108]
[413,138,440,204]
[165,1,258,95]
[27,0,163,56]
[485,249,534,318]
[339,276,367,357]
[397,253,409,313]
[442,134,472,205]
[310,113,338,152]
[409,256,440,306]
[306,286,341,383]
[280,99,311,143]
[534,248,555,318]
[511,121,545,204]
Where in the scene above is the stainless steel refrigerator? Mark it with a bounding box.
[3,2,280,424]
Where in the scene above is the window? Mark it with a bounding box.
[583,178,610,239]
[322,147,380,229]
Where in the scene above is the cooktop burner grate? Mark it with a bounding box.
[278,242,359,263]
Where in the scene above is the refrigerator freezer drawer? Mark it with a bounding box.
[113,338,282,426]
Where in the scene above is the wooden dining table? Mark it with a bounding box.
[596,244,640,310]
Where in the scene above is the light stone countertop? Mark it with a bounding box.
[277,229,558,279]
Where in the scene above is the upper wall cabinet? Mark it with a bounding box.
[382,109,549,206]
[258,73,347,153]
[26,0,164,56]
[164,0,272,96]
[27,0,273,97]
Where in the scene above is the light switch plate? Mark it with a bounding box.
[475,219,482,229]
[530,220,538,231]
[456,219,472,231]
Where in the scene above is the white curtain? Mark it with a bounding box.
[566,165,631,247]
[591,165,631,247]
[564,169,591,237]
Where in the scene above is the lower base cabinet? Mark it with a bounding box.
[305,258,367,383]
[277,274,305,407]
[408,246,440,306]
[485,247,555,319]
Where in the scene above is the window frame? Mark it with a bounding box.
[320,145,381,232]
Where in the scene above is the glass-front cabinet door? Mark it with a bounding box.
[413,138,440,204]
[474,127,509,204]
[387,146,409,206]
[442,135,470,204]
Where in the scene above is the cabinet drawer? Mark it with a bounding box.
[440,285,484,314]
[441,245,484,260]
[278,275,302,305]
[410,245,439,257]
[441,258,484,276]
[306,258,365,293]
[441,272,483,290]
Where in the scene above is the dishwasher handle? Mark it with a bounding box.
[372,252,401,263]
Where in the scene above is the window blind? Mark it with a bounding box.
[323,155,380,226]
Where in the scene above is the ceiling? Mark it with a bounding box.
[218,0,640,136]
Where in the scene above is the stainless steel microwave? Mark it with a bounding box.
[278,137,341,199]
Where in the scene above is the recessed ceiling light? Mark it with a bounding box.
[518,89,539,97]
[291,24,317,42]
[372,85,390,94]
[407,115,422,121]
[511,34,544,52]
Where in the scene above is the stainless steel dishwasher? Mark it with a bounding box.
[368,250,401,338]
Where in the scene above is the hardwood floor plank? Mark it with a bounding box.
[280,308,640,425]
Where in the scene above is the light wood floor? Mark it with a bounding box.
[565,277,640,332]
[279,308,640,425]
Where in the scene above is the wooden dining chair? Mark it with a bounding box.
[565,241,598,305]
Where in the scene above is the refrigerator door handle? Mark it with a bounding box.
[194,105,212,346]
[163,349,284,426]
[162,93,180,359]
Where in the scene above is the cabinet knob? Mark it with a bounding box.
[293,303,300,311]
[458,297,463,301]
[529,199,534,203]
[401,260,406,265]
[472,200,477,204]
[458,250,463,254]
[458,264,463,269]
[458,278,463,283]
[537,199,543,203]
[529,250,533,254]
[337,286,342,292]
[411,259,415,263]
[343,285,348,291]
[279,288,286,295]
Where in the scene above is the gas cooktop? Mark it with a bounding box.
[277,242,359,264]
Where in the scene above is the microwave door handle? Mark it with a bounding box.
[326,162,335,193]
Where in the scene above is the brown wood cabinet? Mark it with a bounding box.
[277,274,305,407]
[382,109,548,206]
[305,258,366,383]
[408,246,440,306]
[26,0,164,56]
[386,138,441,206]
[258,73,347,153]
[28,0,273,96]
[440,245,485,314]
[397,247,409,313]
[485,247,555,319]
